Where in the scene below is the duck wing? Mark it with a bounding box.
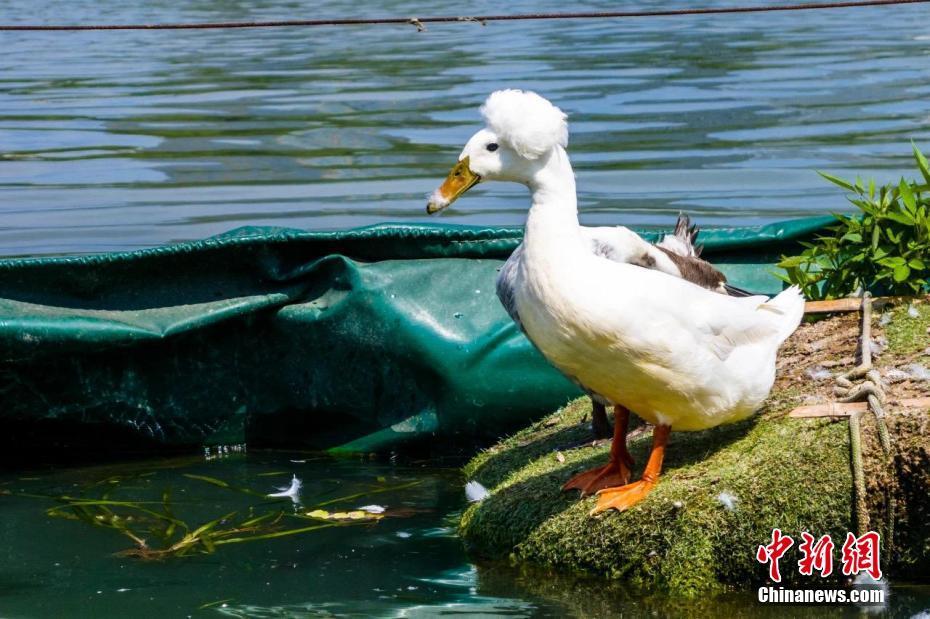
[586,213,754,296]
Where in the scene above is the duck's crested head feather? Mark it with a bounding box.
[481,89,568,160]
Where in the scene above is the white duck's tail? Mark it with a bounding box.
[758,285,805,345]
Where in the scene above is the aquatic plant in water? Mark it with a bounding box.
[779,144,930,300]
[40,472,419,560]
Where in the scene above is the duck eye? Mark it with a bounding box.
[486,143,499,152]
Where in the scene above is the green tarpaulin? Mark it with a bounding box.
[0,216,834,456]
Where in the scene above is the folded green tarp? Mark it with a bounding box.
[0,216,834,455]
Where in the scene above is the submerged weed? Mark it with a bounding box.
[37,472,420,560]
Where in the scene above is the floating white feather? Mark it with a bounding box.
[267,474,302,503]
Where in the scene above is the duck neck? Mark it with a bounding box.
[523,145,583,256]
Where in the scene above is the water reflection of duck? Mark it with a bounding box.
[427,90,804,513]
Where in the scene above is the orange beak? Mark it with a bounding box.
[426,156,481,214]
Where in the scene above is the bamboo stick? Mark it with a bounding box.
[789,397,930,418]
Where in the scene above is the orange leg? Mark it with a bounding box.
[592,424,671,514]
[562,405,634,496]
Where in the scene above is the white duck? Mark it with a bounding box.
[426,90,804,513]
[510,214,753,441]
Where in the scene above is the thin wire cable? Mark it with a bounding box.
[1,0,928,31]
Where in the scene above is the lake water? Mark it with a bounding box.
[2,0,930,256]
[3,4,930,616]
[2,452,929,618]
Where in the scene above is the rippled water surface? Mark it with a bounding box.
[1,0,929,256]
[2,453,929,618]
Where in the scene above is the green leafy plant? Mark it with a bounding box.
[778,144,930,300]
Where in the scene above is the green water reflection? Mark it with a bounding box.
[0,453,927,617]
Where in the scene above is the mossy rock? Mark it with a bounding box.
[460,305,930,596]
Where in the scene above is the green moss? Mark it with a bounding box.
[463,398,606,488]
[884,301,930,355]
[460,392,854,596]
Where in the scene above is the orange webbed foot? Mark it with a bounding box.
[590,478,657,514]
[562,461,632,497]
[563,404,634,496]
[589,423,671,515]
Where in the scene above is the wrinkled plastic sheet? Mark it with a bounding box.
[0,217,834,453]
